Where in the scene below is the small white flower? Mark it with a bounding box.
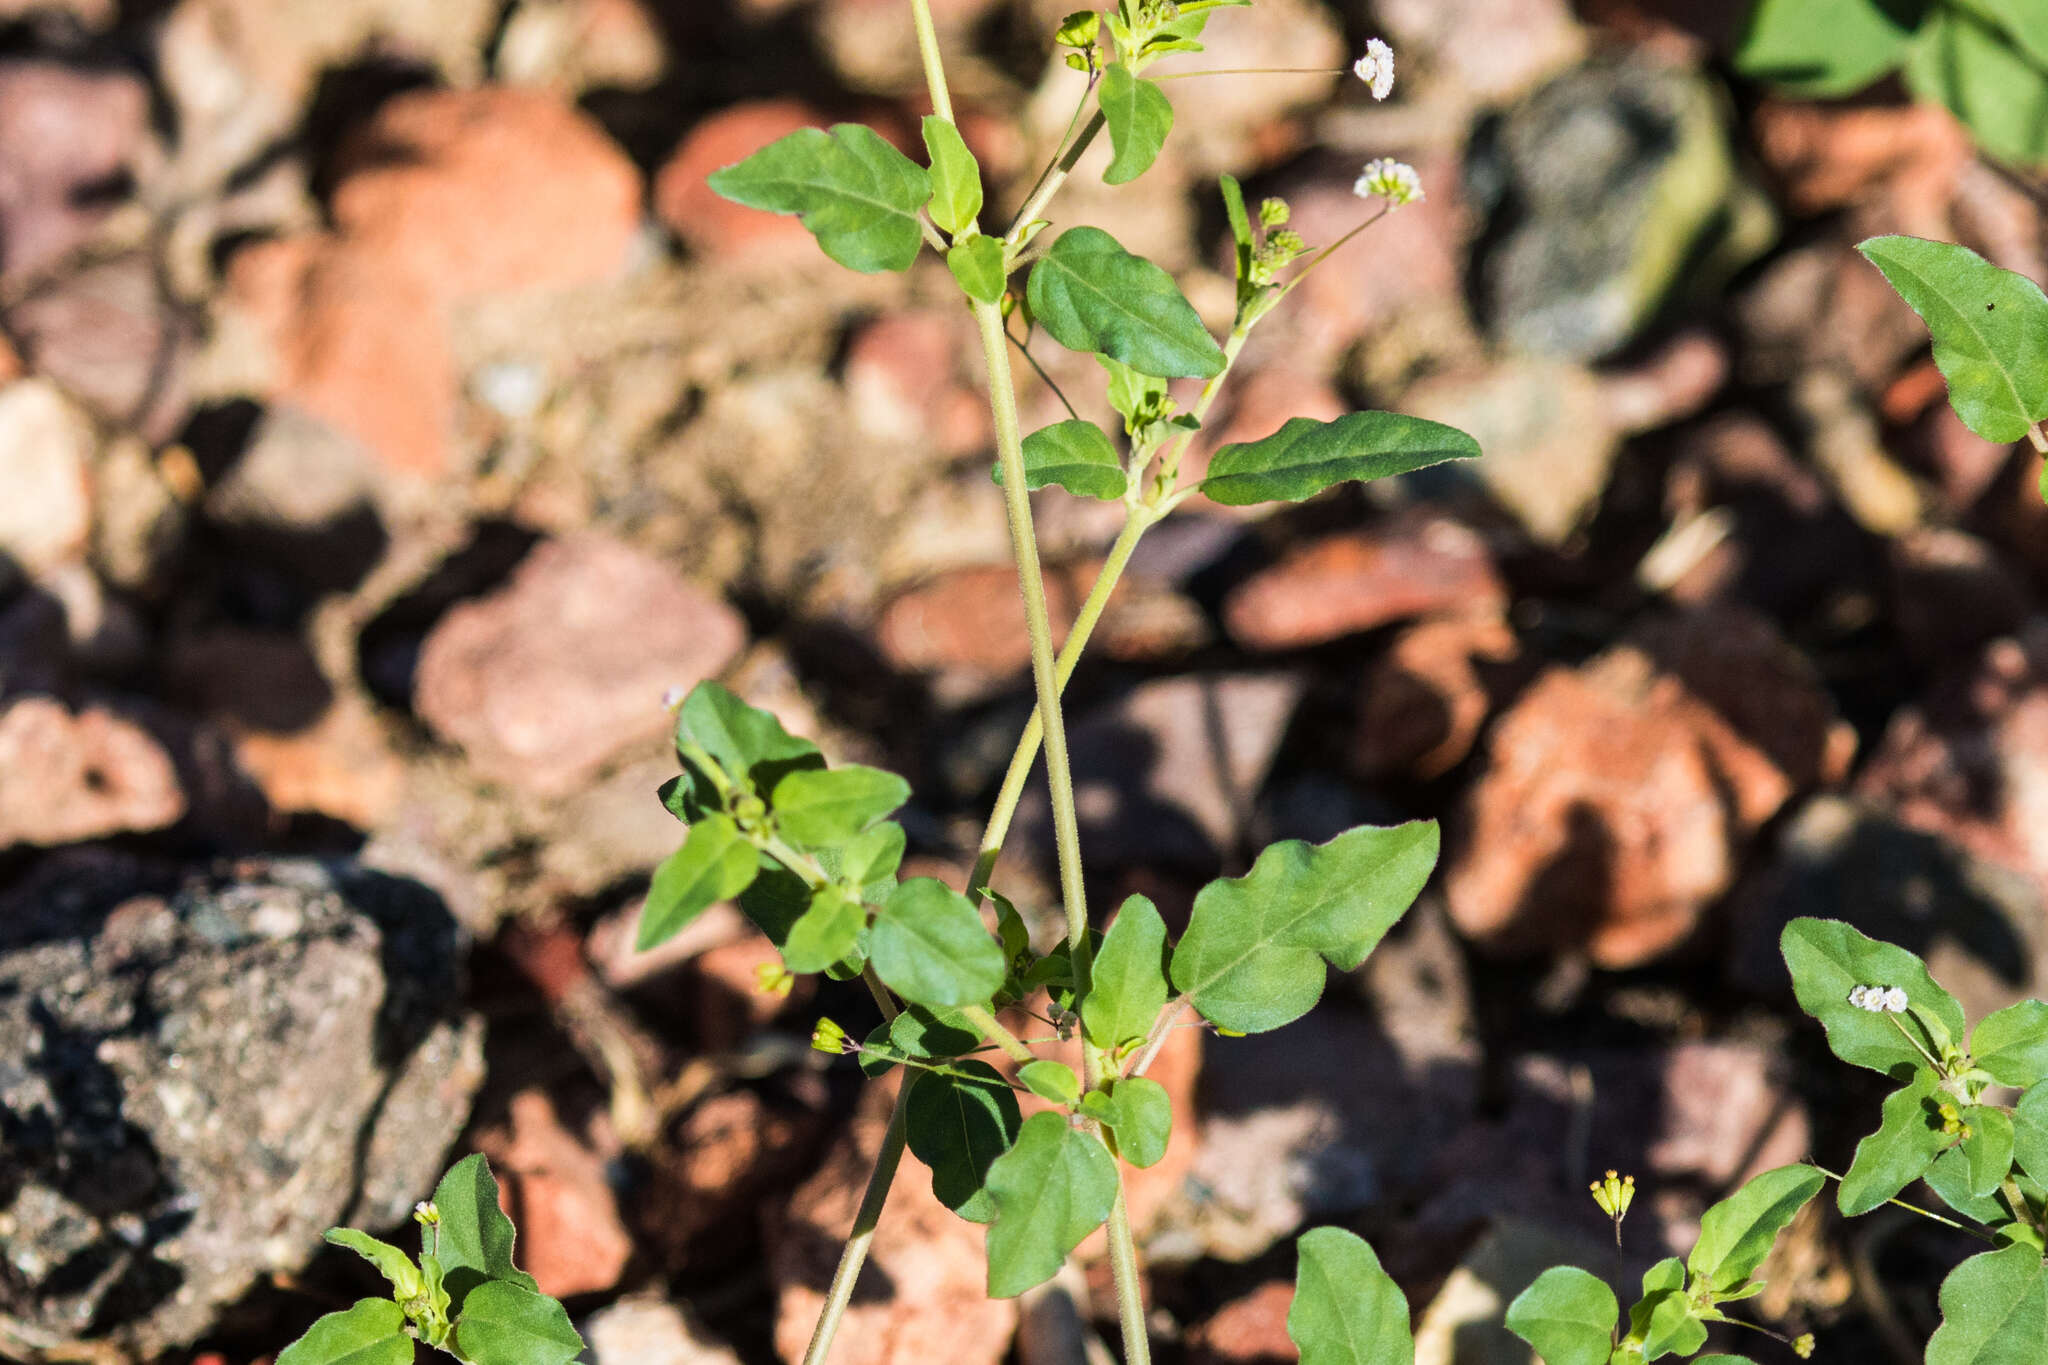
[661,684,687,710]
[1850,984,1908,1014]
[1352,38,1395,100]
[1883,986,1909,1013]
[1354,157,1424,208]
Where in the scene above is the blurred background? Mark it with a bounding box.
[1,0,2045,1362]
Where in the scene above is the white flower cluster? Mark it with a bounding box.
[1354,158,1424,208]
[1849,984,1909,1014]
[1353,38,1395,100]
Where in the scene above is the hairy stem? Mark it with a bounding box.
[960,1003,1037,1065]
[1105,1179,1151,1365]
[800,1084,913,1365]
[909,0,954,122]
[2030,422,2048,455]
[1008,110,1107,242]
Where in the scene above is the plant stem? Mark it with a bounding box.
[968,507,1151,900]
[1008,110,1107,243]
[1152,66,1346,79]
[909,0,954,122]
[973,296,1097,1081]
[1105,1179,1151,1365]
[800,1083,913,1365]
[961,1003,1037,1065]
[1811,1164,1999,1243]
[2029,422,2048,455]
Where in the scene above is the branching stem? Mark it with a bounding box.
[960,1003,1037,1065]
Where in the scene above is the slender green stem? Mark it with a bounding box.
[1007,322,1082,421]
[800,1083,913,1365]
[960,1003,1036,1065]
[1105,1179,1151,1365]
[1128,998,1190,1078]
[909,0,954,123]
[1153,66,1346,79]
[1155,325,1249,492]
[1885,1011,1945,1074]
[973,297,1096,1076]
[1811,1164,1998,1243]
[1008,110,1107,243]
[969,507,1152,902]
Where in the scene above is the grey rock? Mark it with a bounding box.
[1469,59,1772,360]
[0,60,148,282]
[0,853,483,1358]
[5,255,194,442]
[582,1296,741,1365]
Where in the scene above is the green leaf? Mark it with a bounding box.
[1780,917,1966,1074]
[1925,1243,2048,1365]
[431,1154,538,1310]
[1504,1266,1618,1365]
[1026,226,1225,379]
[1199,413,1482,507]
[922,115,983,236]
[860,1002,982,1077]
[985,1111,1119,1297]
[324,1229,424,1301]
[676,682,823,799]
[1086,1076,1171,1168]
[1980,0,2048,65]
[1734,0,1926,96]
[995,419,1127,500]
[1083,894,1170,1052]
[1858,235,2048,442]
[1976,1001,2048,1088]
[870,877,1008,1006]
[1927,1144,2014,1223]
[1219,173,1253,284]
[771,764,910,848]
[906,1059,1023,1222]
[2013,1084,2048,1187]
[783,887,866,974]
[638,814,760,950]
[277,1299,414,1365]
[1907,10,2048,168]
[840,821,907,892]
[948,234,1008,304]
[1099,64,1173,185]
[1695,1358,1761,1365]
[1171,822,1439,1034]
[1964,1105,2018,1198]
[1019,1059,1082,1105]
[706,123,932,273]
[452,1280,585,1365]
[1287,1228,1414,1365]
[1840,1066,1947,1215]
[1687,1163,1825,1294]
[1632,1258,1707,1361]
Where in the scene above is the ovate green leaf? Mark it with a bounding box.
[1171,822,1439,1034]
[1083,894,1170,1051]
[1100,64,1173,185]
[771,764,910,848]
[676,682,823,799]
[1840,1066,1946,1216]
[1734,0,1926,96]
[431,1154,538,1310]
[948,234,1008,303]
[1963,1105,2018,1199]
[1199,413,1481,507]
[1026,226,1225,379]
[1088,1076,1171,1168]
[782,887,866,974]
[985,1112,1118,1297]
[1980,0,2048,66]
[1687,1163,1824,1294]
[1504,1266,1617,1365]
[995,419,1126,499]
[860,1002,981,1078]
[276,1299,414,1365]
[1925,1243,2048,1365]
[1906,11,2048,169]
[706,123,932,273]
[637,813,760,950]
[922,115,983,236]
[452,1280,585,1365]
[906,1059,1023,1223]
[2012,1084,2048,1187]
[1288,1228,1414,1365]
[1019,1059,1082,1105]
[870,877,1008,1006]
[1975,1000,2048,1088]
[1926,1144,2012,1224]
[1629,1260,1705,1361]
[1858,235,2048,441]
[1781,917,1966,1074]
